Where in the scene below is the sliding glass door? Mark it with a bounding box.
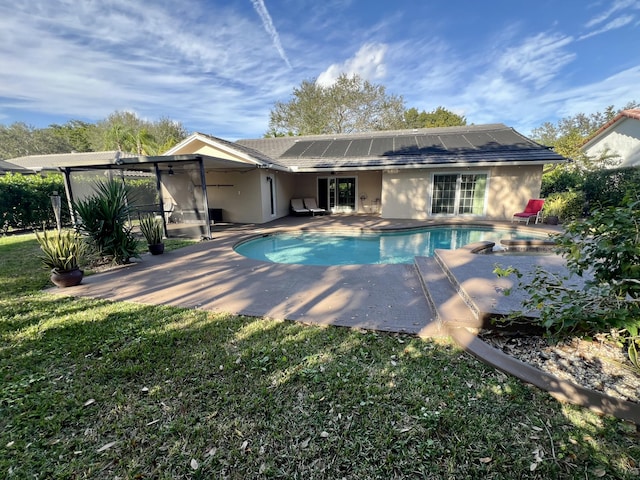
[318,177,357,213]
[431,173,487,216]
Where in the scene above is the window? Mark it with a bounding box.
[431,173,487,215]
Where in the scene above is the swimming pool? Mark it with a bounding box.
[234,226,549,265]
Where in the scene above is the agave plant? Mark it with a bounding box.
[139,214,164,245]
[36,229,86,273]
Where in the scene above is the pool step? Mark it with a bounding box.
[414,256,483,332]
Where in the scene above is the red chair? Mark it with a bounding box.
[512,199,545,225]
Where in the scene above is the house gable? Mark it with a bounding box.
[581,109,640,168]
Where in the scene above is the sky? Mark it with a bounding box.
[0,0,639,141]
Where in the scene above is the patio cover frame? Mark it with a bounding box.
[60,154,260,239]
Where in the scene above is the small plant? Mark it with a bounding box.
[35,229,86,273]
[139,214,163,245]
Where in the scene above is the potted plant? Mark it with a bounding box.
[36,229,86,287]
[139,214,165,255]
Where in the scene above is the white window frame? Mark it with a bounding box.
[429,171,490,217]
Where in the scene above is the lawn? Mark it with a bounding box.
[1,234,638,479]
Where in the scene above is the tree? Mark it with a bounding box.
[0,122,73,159]
[267,74,406,136]
[50,120,95,152]
[403,107,467,129]
[92,111,188,155]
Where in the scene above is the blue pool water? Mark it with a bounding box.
[234,226,548,265]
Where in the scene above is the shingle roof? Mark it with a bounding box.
[0,159,31,174]
[3,151,137,171]
[236,124,565,171]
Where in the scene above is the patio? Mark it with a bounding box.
[51,215,561,338]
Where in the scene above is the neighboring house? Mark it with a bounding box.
[0,159,32,175]
[581,109,640,168]
[2,125,566,235]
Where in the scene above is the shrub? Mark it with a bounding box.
[0,173,69,232]
[543,191,585,222]
[496,197,640,341]
[73,180,139,264]
[540,167,583,197]
[583,166,640,210]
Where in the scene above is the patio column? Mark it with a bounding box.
[197,156,212,239]
[154,163,169,238]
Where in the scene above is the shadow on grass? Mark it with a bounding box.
[1,297,638,479]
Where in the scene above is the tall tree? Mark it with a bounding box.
[403,107,467,128]
[93,111,188,155]
[49,120,95,152]
[0,122,72,159]
[267,74,406,136]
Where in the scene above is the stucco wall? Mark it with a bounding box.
[381,165,543,220]
[583,118,640,168]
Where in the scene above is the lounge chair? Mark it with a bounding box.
[512,199,545,225]
[304,198,327,216]
[290,198,310,215]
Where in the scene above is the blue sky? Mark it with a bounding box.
[1,0,639,141]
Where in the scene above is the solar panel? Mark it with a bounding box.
[281,141,312,158]
[394,136,420,154]
[370,137,395,155]
[487,130,531,149]
[461,132,493,148]
[438,134,474,150]
[302,140,332,157]
[416,135,446,152]
[323,140,351,157]
[345,139,372,156]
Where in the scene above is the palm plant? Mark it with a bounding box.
[73,179,139,264]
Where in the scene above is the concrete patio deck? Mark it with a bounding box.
[50,215,561,338]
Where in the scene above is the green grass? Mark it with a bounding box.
[1,234,638,479]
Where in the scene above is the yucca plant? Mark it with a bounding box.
[36,229,86,273]
[139,214,163,245]
[73,179,139,264]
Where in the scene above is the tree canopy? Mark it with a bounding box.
[403,107,466,129]
[0,112,189,160]
[267,74,468,137]
[267,74,406,136]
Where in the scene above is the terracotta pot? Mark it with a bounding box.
[50,268,83,287]
[148,243,165,255]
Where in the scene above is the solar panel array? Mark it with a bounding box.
[280,129,533,159]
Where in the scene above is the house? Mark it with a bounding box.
[3,124,566,237]
[581,109,640,168]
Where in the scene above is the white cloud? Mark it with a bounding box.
[316,43,388,86]
[585,0,638,27]
[495,33,576,89]
[580,14,636,39]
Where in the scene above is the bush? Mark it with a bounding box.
[496,197,640,341]
[543,191,584,222]
[541,167,583,197]
[0,173,69,232]
[73,180,139,264]
[583,166,640,210]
